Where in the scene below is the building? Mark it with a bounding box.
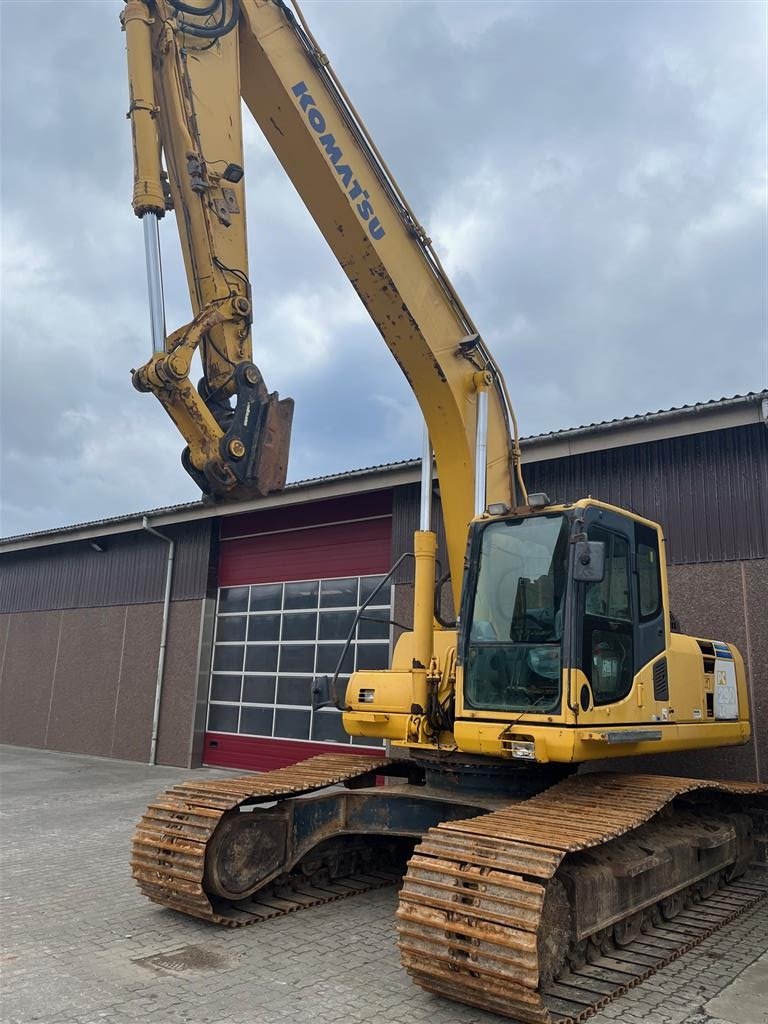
[1,392,766,782]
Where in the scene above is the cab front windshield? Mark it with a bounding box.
[464,514,569,713]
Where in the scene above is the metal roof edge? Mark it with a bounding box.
[0,463,422,554]
[519,392,766,463]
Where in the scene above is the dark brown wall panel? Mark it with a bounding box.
[45,606,127,757]
[111,604,162,762]
[0,521,211,614]
[156,600,206,767]
[0,599,203,767]
[0,611,61,748]
[742,560,768,782]
[665,562,759,780]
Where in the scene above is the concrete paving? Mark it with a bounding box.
[1,745,766,1024]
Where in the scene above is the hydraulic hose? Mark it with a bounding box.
[174,0,240,37]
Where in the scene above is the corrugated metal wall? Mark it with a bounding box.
[0,521,211,613]
[392,486,451,586]
[392,424,766,569]
[524,424,766,564]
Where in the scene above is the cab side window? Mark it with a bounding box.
[585,530,631,621]
[582,526,634,705]
[636,524,661,620]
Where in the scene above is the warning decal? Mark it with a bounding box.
[714,652,739,720]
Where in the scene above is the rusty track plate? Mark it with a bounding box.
[397,773,767,1023]
[131,753,391,926]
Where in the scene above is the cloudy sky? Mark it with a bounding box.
[1,0,765,537]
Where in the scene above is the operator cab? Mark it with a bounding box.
[459,501,667,720]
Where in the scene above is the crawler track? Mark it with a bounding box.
[133,759,765,1020]
[131,753,392,925]
[397,772,767,1023]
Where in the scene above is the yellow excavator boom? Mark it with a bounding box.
[122,0,526,601]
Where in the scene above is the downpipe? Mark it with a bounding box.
[142,516,175,765]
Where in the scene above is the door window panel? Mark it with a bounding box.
[318,610,356,641]
[208,575,389,747]
[218,587,249,613]
[284,580,318,609]
[281,612,318,641]
[320,577,358,608]
[215,615,247,643]
[247,614,281,642]
[357,611,391,640]
[213,645,244,672]
[274,708,311,740]
[584,531,631,621]
[210,674,242,703]
[242,675,276,704]
[311,709,348,743]
[583,527,634,705]
[240,706,274,737]
[279,644,315,673]
[208,703,239,733]
[250,583,283,612]
[245,645,279,673]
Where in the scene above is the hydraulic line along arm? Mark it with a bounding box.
[122,0,293,500]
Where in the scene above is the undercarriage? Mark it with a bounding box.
[131,754,766,1021]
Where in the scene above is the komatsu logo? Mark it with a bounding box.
[291,82,386,241]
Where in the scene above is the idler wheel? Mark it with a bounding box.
[203,811,286,901]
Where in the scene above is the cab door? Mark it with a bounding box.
[579,508,635,706]
[576,508,666,709]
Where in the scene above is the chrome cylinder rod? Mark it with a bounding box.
[420,424,432,531]
[474,389,488,516]
[142,212,167,354]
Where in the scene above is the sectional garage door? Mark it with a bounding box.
[203,492,393,771]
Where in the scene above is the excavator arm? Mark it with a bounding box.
[123,0,294,499]
[122,0,527,595]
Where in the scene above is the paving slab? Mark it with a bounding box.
[702,952,768,1024]
[1,745,766,1024]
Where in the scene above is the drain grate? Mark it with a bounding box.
[133,944,228,974]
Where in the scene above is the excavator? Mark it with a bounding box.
[122,2,766,1020]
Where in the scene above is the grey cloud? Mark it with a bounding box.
[1,0,765,536]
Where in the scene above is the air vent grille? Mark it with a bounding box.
[697,640,716,674]
[652,657,669,701]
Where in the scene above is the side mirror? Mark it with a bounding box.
[312,675,348,711]
[311,675,334,710]
[573,539,606,583]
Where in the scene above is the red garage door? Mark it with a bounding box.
[204,491,393,771]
